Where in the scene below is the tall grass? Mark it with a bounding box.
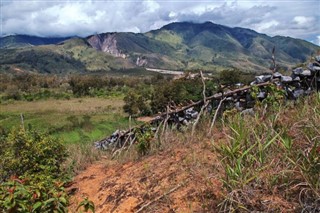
[216,94,320,212]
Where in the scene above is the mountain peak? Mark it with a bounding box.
[1,21,319,74]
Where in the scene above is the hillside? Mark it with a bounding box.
[68,93,320,212]
[0,22,319,75]
[0,35,70,49]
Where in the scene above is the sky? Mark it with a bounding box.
[1,0,319,45]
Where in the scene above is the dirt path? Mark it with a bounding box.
[145,68,184,75]
[68,138,224,212]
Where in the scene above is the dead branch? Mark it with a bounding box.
[160,105,170,140]
[151,81,272,123]
[20,113,25,130]
[272,46,276,73]
[192,71,208,135]
[209,97,226,135]
[192,102,208,136]
[135,179,189,213]
[200,70,206,105]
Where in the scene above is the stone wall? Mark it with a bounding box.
[95,55,320,150]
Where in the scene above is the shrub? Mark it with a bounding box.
[0,178,68,213]
[135,127,153,156]
[0,128,69,212]
[0,128,68,183]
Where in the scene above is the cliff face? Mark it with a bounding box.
[87,33,126,58]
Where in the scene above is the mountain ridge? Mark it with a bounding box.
[1,21,319,74]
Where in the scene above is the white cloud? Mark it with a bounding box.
[293,16,313,25]
[1,0,319,45]
[255,20,279,32]
[313,35,320,46]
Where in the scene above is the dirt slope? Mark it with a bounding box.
[68,132,225,213]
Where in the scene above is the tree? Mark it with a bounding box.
[219,68,241,86]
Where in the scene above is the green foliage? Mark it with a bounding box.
[150,77,216,113]
[251,84,285,108]
[0,73,151,103]
[123,88,152,117]
[77,197,95,213]
[135,126,154,156]
[0,178,68,213]
[1,24,320,74]
[0,128,70,212]
[0,128,68,183]
[122,76,217,116]
[219,69,241,85]
[217,94,320,212]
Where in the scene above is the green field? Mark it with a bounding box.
[0,97,135,145]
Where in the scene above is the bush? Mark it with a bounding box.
[0,128,69,212]
[0,128,68,183]
[0,178,68,213]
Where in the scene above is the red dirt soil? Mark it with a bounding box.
[68,135,224,213]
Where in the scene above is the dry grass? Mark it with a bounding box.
[0,97,124,114]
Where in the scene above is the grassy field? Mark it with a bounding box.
[0,97,134,145]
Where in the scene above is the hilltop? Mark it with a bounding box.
[1,22,319,75]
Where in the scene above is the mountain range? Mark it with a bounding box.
[1,21,319,75]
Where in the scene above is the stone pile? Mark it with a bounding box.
[94,56,320,150]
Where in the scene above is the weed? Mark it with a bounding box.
[77,197,95,213]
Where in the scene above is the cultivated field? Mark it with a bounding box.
[0,97,131,144]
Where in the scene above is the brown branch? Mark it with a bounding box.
[161,105,170,140]
[151,81,273,123]
[192,71,208,135]
[209,97,226,135]
[135,179,189,213]
[20,113,25,130]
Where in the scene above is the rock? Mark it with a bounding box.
[112,130,120,137]
[235,102,243,111]
[293,67,303,75]
[301,70,311,77]
[213,93,223,98]
[293,89,305,99]
[293,76,301,81]
[235,83,244,88]
[246,93,254,102]
[250,81,257,85]
[273,72,282,78]
[226,97,233,101]
[255,75,272,83]
[257,91,267,99]
[241,108,254,116]
[178,117,185,122]
[275,81,282,87]
[313,66,320,71]
[185,108,198,119]
[307,63,320,72]
[182,119,189,126]
[315,55,320,63]
[304,88,313,95]
[281,76,292,83]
